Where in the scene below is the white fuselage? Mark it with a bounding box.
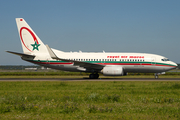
[24,48,177,74]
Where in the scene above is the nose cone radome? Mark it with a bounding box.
[171,61,178,68]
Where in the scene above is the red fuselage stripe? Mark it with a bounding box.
[31,61,176,68]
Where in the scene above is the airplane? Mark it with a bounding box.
[7,18,177,79]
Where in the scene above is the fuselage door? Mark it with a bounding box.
[46,58,50,65]
[151,57,156,66]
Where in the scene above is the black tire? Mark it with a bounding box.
[89,73,99,79]
[89,74,94,79]
[95,73,99,79]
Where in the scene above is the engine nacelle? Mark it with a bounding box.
[102,66,124,76]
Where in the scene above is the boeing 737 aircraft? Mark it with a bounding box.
[7,18,177,79]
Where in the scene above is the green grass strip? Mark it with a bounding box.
[0,81,180,119]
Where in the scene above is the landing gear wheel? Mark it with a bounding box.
[89,73,99,79]
[155,73,159,79]
[155,75,158,79]
[89,74,94,79]
[95,73,99,79]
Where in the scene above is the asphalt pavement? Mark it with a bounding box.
[0,78,180,81]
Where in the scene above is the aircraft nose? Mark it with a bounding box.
[171,61,178,67]
[175,63,178,67]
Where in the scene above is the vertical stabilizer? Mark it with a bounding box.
[16,18,48,54]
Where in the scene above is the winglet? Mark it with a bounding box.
[46,45,70,62]
[45,45,58,59]
[45,45,104,70]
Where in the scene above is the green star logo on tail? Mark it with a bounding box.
[31,41,40,51]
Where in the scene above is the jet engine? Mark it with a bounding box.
[102,66,125,76]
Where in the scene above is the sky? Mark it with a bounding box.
[0,0,180,65]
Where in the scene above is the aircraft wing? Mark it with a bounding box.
[6,51,35,58]
[46,45,104,70]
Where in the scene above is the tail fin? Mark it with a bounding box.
[16,18,48,54]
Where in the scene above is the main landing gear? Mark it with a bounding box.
[89,73,99,79]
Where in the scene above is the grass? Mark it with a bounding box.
[0,81,180,119]
[0,70,180,78]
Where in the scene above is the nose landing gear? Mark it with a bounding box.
[154,72,165,79]
[155,73,159,79]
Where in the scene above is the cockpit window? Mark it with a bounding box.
[161,58,169,61]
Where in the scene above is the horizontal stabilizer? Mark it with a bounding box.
[6,51,35,57]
